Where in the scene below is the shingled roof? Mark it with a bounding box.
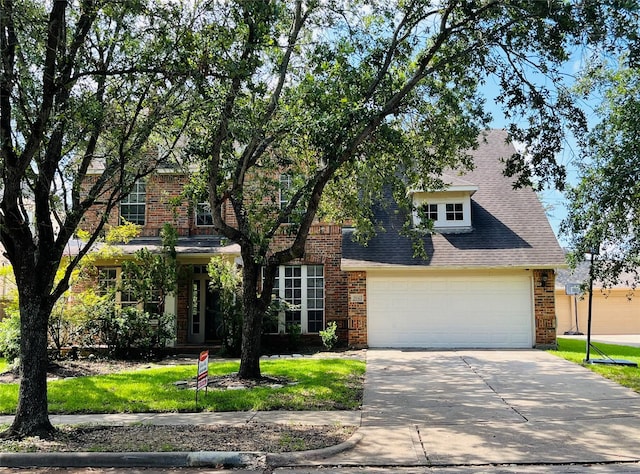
[342,129,566,270]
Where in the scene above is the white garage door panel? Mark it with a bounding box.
[367,274,533,348]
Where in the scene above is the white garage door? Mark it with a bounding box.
[367,272,533,348]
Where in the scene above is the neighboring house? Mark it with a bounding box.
[556,262,640,335]
[80,129,564,349]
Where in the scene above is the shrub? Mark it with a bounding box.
[83,305,174,359]
[0,312,20,363]
[319,321,338,350]
[287,322,302,350]
[48,291,100,356]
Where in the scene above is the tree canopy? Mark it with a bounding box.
[0,0,190,438]
[181,0,639,378]
[563,58,640,287]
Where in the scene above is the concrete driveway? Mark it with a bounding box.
[321,349,640,467]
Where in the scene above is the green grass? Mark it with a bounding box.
[0,358,7,374]
[550,338,640,392]
[0,358,364,415]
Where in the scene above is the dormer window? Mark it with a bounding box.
[411,174,477,233]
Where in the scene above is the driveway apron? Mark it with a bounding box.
[321,349,640,467]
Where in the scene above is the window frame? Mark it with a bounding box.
[120,181,146,225]
[265,264,325,334]
[97,267,118,296]
[424,203,438,221]
[279,173,292,210]
[195,201,214,227]
[97,266,160,311]
[445,202,464,221]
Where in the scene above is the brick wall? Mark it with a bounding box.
[175,271,190,344]
[80,175,121,234]
[81,173,236,238]
[346,271,367,347]
[144,175,190,236]
[534,269,557,348]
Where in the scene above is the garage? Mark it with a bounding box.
[366,271,534,348]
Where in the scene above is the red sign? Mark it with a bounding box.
[197,350,209,391]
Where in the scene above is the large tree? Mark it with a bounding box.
[563,58,640,287]
[184,0,639,379]
[0,0,189,438]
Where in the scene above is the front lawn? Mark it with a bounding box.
[550,337,640,392]
[0,358,365,414]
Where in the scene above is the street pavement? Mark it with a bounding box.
[3,348,640,471]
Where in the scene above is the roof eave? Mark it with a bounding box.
[341,260,568,272]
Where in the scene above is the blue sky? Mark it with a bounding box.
[482,83,585,248]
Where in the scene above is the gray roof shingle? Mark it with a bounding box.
[342,129,566,270]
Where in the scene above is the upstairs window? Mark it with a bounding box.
[279,173,292,210]
[120,181,146,225]
[196,202,213,226]
[413,194,473,232]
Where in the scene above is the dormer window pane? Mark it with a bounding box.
[426,204,438,220]
[446,203,463,221]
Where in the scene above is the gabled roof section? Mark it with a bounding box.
[410,173,478,195]
[435,173,478,195]
[342,129,566,270]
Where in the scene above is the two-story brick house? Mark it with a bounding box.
[81,129,564,350]
[80,168,349,348]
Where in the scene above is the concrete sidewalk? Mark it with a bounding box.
[311,349,640,468]
[0,410,360,428]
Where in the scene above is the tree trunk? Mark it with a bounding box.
[238,261,265,379]
[238,301,264,379]
[3,292,55,439]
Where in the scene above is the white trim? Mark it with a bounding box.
[412,191,472,230]
[270,264,324,334]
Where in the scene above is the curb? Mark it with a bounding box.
[0,451,266,469]
[0,431,362,469]
[267,430,363,467]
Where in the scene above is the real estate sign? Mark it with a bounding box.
[197,350,209,391]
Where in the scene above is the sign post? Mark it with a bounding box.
[196,350,209,405]
[564,283,583,335]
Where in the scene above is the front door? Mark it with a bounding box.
[189,269,222,343]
